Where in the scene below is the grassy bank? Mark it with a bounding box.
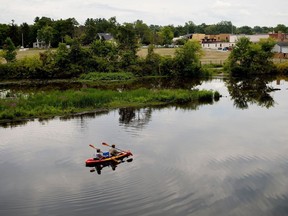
[0,88,219,121]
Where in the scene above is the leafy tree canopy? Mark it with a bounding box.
[225,37,276,75]
[2,37,17,62]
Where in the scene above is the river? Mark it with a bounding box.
[1,77,288,216]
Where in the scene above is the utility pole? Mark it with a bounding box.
[21,33,24,48]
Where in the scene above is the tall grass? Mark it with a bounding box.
[0,88,218,121]
[276,62,288,74]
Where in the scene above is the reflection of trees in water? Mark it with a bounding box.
[136,77,204,90]
[0,119,30,128]
[119,107,152,128]
[118,100,213,128]
[226,77,276,109]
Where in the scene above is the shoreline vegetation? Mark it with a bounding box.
[1,27,286,123]
[0,87,219,122]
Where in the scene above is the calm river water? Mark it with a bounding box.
[1,77,288,216]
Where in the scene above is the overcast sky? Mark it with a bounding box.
[1,0,287,27]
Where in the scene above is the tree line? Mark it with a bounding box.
[0,37,205,79]
[0,17,288,48]
[1,16,288,79]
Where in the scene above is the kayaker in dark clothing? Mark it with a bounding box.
[109,144,120,156]
[95,149,104,160]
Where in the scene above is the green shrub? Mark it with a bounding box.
[214,91,221,101]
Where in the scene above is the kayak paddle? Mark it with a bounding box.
[102,142,133,156]
[102,142,125,152]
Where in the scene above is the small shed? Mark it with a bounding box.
[272,42,288,54]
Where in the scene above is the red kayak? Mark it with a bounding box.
[85,151,133,167]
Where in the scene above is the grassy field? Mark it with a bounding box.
[137,48,229,64]
[15,47,229,63]
[16,48,51,60]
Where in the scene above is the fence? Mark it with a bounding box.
[200,60,225,65]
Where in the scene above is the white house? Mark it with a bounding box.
[229,34,269,43]
[202,42,234,50]
[33,39,46,49]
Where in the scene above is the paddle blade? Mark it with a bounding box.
[89,144,96,149]
[102,142,110,147]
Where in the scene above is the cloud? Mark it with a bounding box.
[0,0,287,27]
[212,0,232,9]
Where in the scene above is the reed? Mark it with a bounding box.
[0,88,217,121]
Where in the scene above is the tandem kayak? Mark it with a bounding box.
[85,151,133,167]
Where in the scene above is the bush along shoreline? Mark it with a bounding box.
[0,40,212,80]
[0,88,220,122]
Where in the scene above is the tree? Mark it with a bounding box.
[55,43,70,68]
[116,23,139,68]
[37,26,54,48]
[225,37,276,75]
[262,26,274,33]
[0,24,9,48]
[174,40,203,77]
[143,45,161,75]
[215,21,233,34]
[237,26,253,35]
[204,25,217,34]
[253,26,264,34]
[184,21,196,34]
[2,37,17,62]
[8,20,21,46]
[159,26,174,45]
[90,40,117,57]
[82,18,99,45]
[52,18,78,46]
[134,20,153,45]
[34,17,53,28]
[195,23,207,33]
[274,24,288,33]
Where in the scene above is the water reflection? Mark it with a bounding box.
[119,107,152,128]
[226,76,276,109]
[1,78,288,216]
[0,77,204,92]
[0,76,286,129]
[0,119,32,128]
[89,158,133,175]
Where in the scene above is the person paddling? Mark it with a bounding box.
[109,144,120,156]
[94,149,104,160]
